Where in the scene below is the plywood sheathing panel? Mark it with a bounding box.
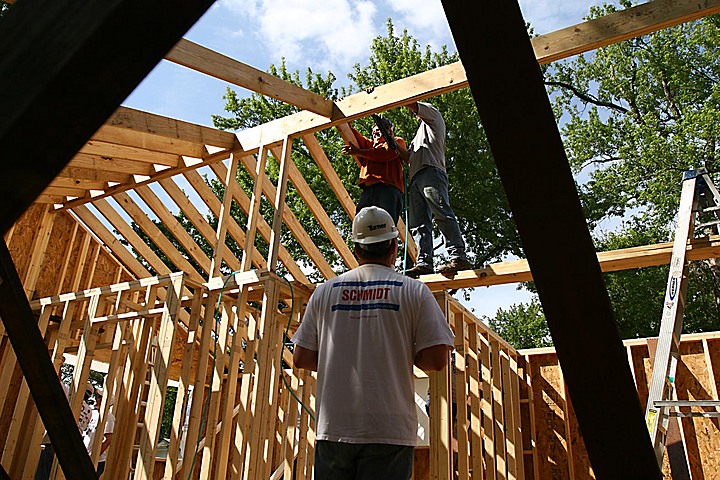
[7,203,45,281]
[673,340,720,479]
[531,354,570,480]
[34,211,80,297]
[521,333,720,479]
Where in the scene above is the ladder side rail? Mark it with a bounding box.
[644,172,698,463]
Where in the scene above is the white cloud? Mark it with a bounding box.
[387,0,454,50]
[517,0,613,34]
[219,0,380,74]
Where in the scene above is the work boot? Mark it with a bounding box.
[405,264,434,279]
[437,258,473,275]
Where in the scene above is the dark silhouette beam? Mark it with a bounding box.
[439,0,662,477]
[0,0,214,476]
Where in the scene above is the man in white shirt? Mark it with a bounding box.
[292,206,454,479]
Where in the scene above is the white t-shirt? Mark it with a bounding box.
[292,263,454,446]
[85,409,115,462]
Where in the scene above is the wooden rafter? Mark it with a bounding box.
[158,176,243,273]
[166,39,336,118]
[105,106,236,150]
[79,140,182,167]
[91,198,172,276]
[134,185,213,276]
[234,150,336,278]
[72,205,152,279]
[110,191,206,283]
[58,147,236,210]
[182,168,309,282]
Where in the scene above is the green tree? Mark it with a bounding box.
[488,298,552,349]
[547,2,720,230]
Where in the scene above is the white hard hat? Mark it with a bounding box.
[352,207,399,244]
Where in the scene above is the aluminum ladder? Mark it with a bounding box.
[644,168,720,467]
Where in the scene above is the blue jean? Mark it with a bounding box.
[357,183,404,226]
[314,440,414,480]
[408,167,467,267]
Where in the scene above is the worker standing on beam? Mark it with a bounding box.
[342,116,407,225]
[292,206,454,480]
[398,101,472,278]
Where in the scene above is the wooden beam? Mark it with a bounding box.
[419,234,720,291]
[236,0,720,151]
[57,165,133,185]
[209,154,241,278]
[0,0,213,235]
[533,0,720,64]
[72,204,152,279]
[440,0,661,477]
[111,191,205,283]
[106,106,236,150]
[167,39,336,118]
[158,176,243,274]
[68,152,156,176]
[92,122,210,158]
[134,185,213,276]
[182,169,285,278]
[267,137,292,270]
[79,140,181,167]
[92,198,172,276]
[204,162,311,282]
[58,146,235,211]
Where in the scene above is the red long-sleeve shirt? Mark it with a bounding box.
[350,126,406,193]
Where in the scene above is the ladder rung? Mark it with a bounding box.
[655,400,720,408]
[668,411,720,418]
[698,220,720,228]
[702,205,720,212]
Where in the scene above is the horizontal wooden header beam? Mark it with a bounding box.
[423,234,720,291]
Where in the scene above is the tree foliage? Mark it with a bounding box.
[488,299,552,350]
[527,2,720,343]
[547,2,720,230]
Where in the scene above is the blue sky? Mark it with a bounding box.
[122,0,616,318]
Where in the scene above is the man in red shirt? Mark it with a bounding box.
[342,116,407,224]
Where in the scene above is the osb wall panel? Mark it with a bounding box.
[531,353,571,480]
[92,248,122,287]
[34,211,78,297]
[565,395,594,480]
[9,208,133,299]
[523,334,720,480]
[674,340,720,479]
[8,203,46,281]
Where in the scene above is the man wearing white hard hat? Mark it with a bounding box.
[292,206,454,480]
